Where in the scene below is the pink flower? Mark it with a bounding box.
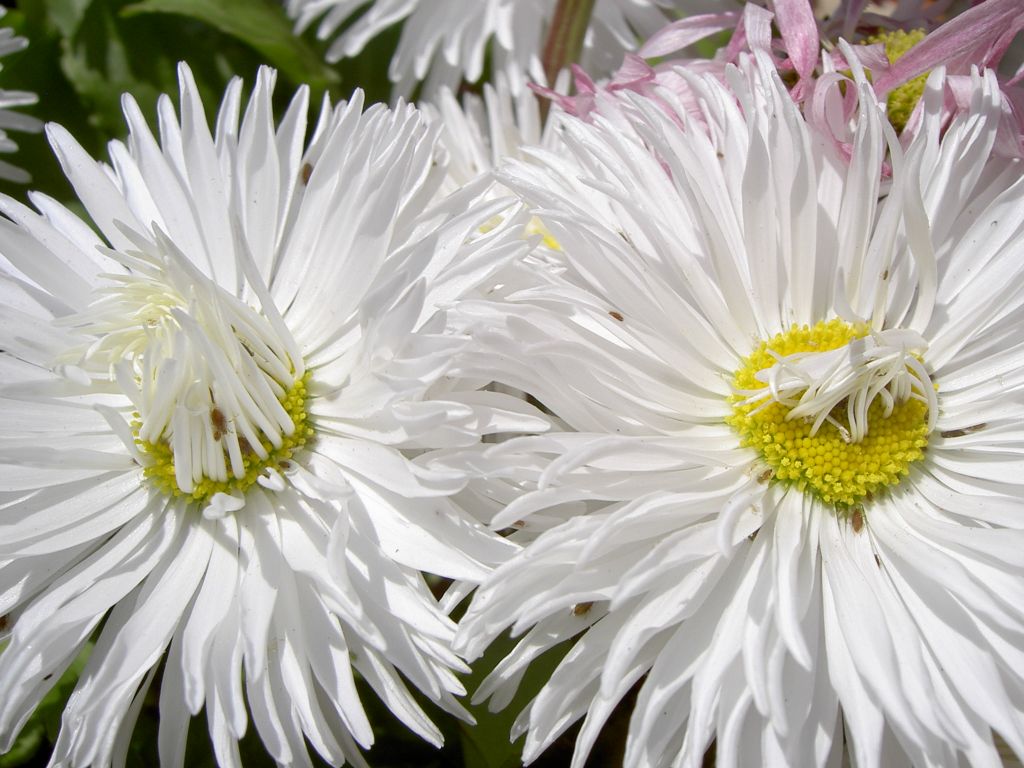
[543,0,1024,157]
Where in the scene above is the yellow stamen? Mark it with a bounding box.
[869,28,928,133]
[525,216,562,250]
[726,319,930,508]
[135,372,314,504]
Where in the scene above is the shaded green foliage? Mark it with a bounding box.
[0,642,92,768]
[0,628,578,767]
[0,0,397,205]
[122,0,340,93]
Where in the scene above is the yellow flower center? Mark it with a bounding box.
[64,242,313,515]
[868,28,928,132]
[135,372,314,505]
[726,319,932,507]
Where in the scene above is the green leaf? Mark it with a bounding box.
[0,724,42,767]
[58,0,168,139]
[0,4,92,205]
[42,0,94,38]
[121,0,339,92]
[693,29,733,60]
[458,632,572,768]
[53,0,295,143]
[0,642,92,767]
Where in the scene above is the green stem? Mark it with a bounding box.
[541,0,597,90]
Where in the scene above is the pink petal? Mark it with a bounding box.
[837,0,870,39]
[610,54,656,89]
[847,43,892,75]
[772,0,821,81]
[1009,60,1024,87]
[727,3,775,60]
[530,65,599,119]
[638,12,741,59]
[873,0,1024,94]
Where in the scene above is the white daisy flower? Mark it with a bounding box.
[287,0,686,97]
[0,63,547,767]
[454,57,1024,767]
[0,8,41,183]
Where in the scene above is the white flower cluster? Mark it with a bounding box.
[286,0,689,97]
[1,2,1024,767]
[0,8,39,183]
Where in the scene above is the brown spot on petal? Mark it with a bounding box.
[572,601,594,617]
[211,407,227,441]
[851,507,864,534]
[940,424,986,438]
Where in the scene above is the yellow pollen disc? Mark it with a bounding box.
[868,28,928,133]
[134,373,315,505]
[726,319,930,508]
